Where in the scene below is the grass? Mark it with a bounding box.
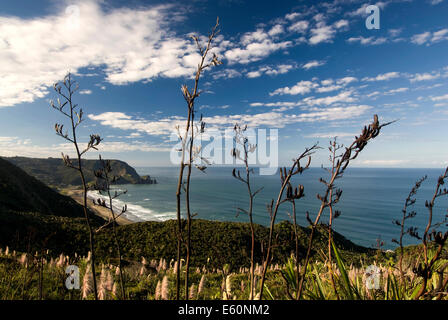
[1,243,445,300]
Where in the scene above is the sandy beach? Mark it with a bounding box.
[61,188,134,225]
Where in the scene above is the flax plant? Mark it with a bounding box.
[414,167,448,299]
[297,114,394,299]
[92,155,128,299]
[231,124,263,300]
[51,72,101,299]
[174,18,222,300]
[392,175,427,285]
[259,144,319,299]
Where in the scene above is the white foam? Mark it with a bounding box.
[87,191,176,223]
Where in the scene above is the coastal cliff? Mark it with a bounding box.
[2,156,157,187]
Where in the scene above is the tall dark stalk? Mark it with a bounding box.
[93,156,128,299]
[392,175,426,286]
[174,18,222,299]
[51,72,102,299]
[231,124,263,299]
[326,139,342,300]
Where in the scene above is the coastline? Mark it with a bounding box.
[61,188,134,225]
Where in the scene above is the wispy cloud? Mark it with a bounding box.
[411,28,448,45]
[363,72,401,81]
[302,60,326,70]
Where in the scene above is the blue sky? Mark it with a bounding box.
[0,0,447,168]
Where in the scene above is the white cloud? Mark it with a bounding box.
[347,36,387,45]
[79,89,92,95]
[224,39,292,64]
[430,0,444,5]
[348,2,388,17]
[268,24,284,36]
[302,60,326,70]
[431,94,448,101]
[89,105,372,136]
[411,29,448,45]
[337,77,358,85]
[410,72,441,82]
[302,91,357,106]
[363,72,400,81]
[309,24,335,45]
[411,32,432,45]
[270,80,318,96]
[333,19,349,29]
[0,1,206,107]
[0,136,169,158]
[212,68,242,80]
[357,160,410,166]
[385,87,408,94]
[246,64,295,78]
[288,20,309,33]
[285,12,302,21]
[431,29,448,43]
[304,132,356,139]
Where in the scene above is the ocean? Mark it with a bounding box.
[88,167,448,250]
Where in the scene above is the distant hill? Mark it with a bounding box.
[2,156,156,187]
[0,157,89,218]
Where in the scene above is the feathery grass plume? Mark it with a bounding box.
[51,73,101,299]
[98,265,109,300]
[174,17,222,300]
[189,284,196,300]
[155,280,162,300]
[140,265,147,276]
[198,274,206,297]
[5,246,9,256]
[112,282,118,298]
[161,276,169,300]
[223,275,233,300]
[173,261,178,274]
[115,266,120,276]
[56,253,65,268]
[98,283,107,300]
[106,271,114,292]
[19,253,27,267]
[0,248,2,256]
[82,266,93,299]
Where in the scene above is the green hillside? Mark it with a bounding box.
[2,156,156,187]
[0,157,88,218]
